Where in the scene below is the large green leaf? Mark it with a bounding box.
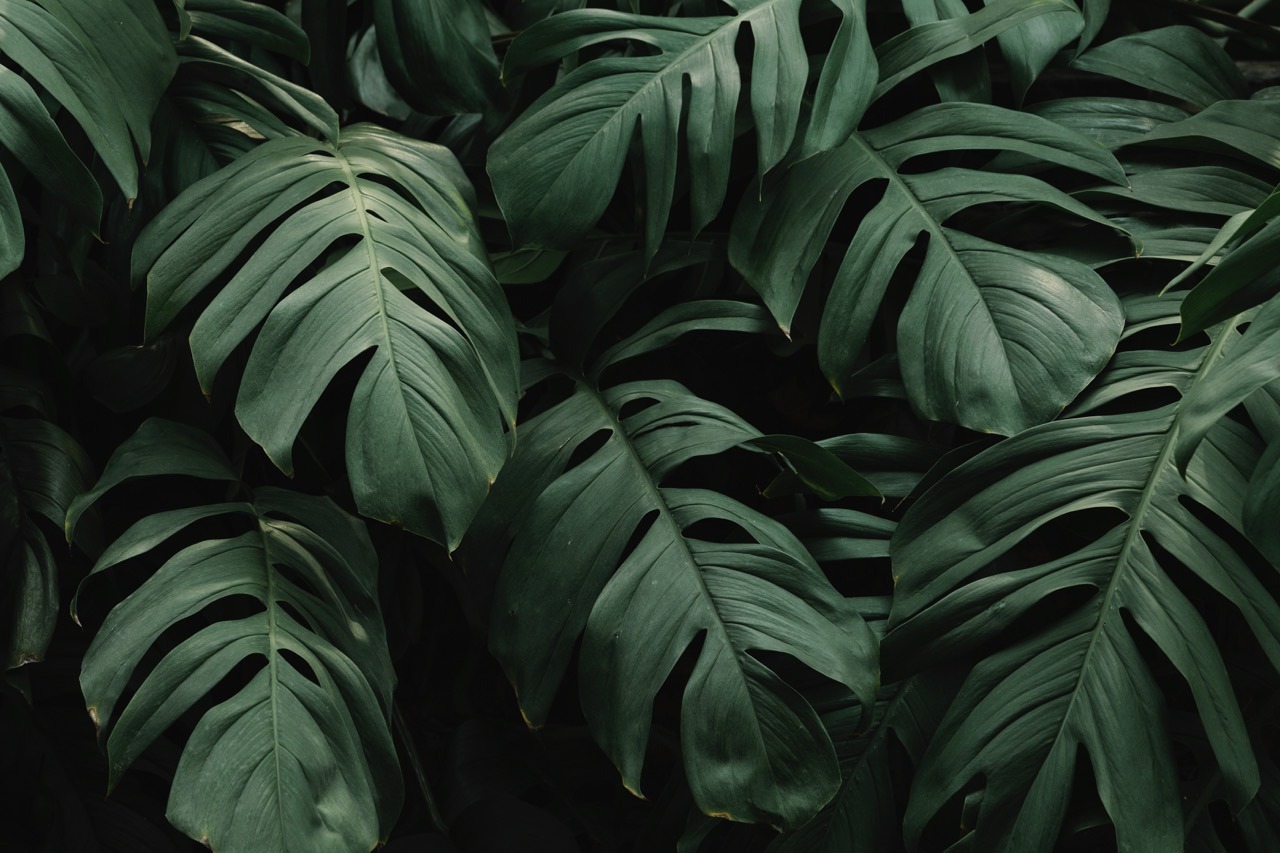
[873,0,1071,102]
[470,269,877,829]
[883,292,1280,850]
[730,101,1126,435]
[488,0,876,255]
[134,125,518,548]
[485,372,876,829]
[70,420,402,853]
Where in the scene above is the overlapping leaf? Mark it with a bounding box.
[134,125,519,547]
[485,373,876,829]
[1072,26,1249,109]
[488,0,876,254]
[883,292,1280,850]
[67,419,401,853]
[731,101,1127,435]
[374,0,500,115]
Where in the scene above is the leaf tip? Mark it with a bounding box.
[620,774,645,800]
[518,704,542,731]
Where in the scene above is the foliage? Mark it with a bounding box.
[4,0,1280,851]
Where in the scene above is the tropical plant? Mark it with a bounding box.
[5,1,1280,851]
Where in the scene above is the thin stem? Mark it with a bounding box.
[393,701,447,834]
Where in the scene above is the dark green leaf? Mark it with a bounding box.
[489,0,875,255]
[134,128,519,548]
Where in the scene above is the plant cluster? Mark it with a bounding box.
[4,1,1280,851]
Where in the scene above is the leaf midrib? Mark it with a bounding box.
[334,145,431,517]
[1049,319,1236,759]
[259,517,286,840]
[838,131,1020,397]
[579,380,781,795]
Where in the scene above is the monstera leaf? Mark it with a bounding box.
[488,0,1070,256]
[1178,183,1280,340]
[0,0,176,274]
[472,273,875,828]
[488,0,878,254]
[374,0,500,115]
[0,371,92,667]
[731,101,1127,435]
[134,125,519,548]
[882,292,1280,851]
[67,419,402,853]
[485,372,877,829]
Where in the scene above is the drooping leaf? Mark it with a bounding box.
[65,418,237,543]
[731,101,1126,434]
[72,422,402,853]
[1180,186,1280,339]
[884,292,1280,851]
[488,0,876,255]
[134,126,519,548]
[0,66,102,260]
[900,0,992,104]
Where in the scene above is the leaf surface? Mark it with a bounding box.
[135,126,519,547]
[489,0,875,254]
[731,101,1125,434]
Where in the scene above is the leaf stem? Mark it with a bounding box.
[393,701,447,834]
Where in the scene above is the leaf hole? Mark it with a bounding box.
[564,429,612,475]
[277,647,320,685]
